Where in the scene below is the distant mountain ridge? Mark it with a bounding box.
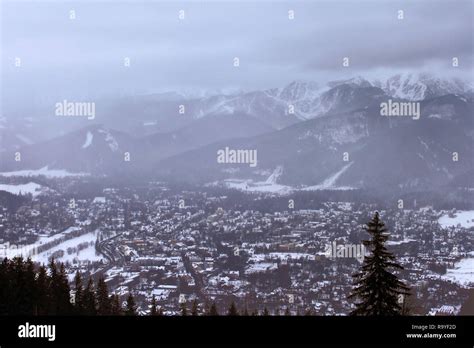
[1,73,472,194]
[156,92,473,192]
[2,72,471,144]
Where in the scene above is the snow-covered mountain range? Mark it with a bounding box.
[186,73,472,123]
[1,73,472,193]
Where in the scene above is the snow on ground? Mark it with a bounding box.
[32,230,103,265]
[386,238,417,246]
[0,166,88,178]
[82,131,93,148]
[442,252,474,286]
[1,227,81,258]
[265,166,283,185]
[0,182,42,196]
[93,196,106,203]
[245,262,278,274]
[220,166,292,194]
[212,163,360,194]
[98,129,119,152]
[268,252,316,261]
[224,179,293,194]
[249,252,316,262]
[0,227,103,265]
[438,211,474,229]
[302,162,355,191]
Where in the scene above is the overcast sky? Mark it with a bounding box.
[1,0,473,102]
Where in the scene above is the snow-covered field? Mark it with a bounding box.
[0,166,88,178]
[438,211,474,228]
[0,227,103,265]
[386,238,417,246]
[302,162,355,191]
[0,182,42,196]
[224,179,293,194]
[219,166,293,194]
[82,131,94,148]
[442,252,474,287]
[33,230,102,265]
[217,163,358,194]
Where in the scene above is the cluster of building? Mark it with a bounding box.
[0,179,472,315]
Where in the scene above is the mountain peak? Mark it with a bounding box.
[373,72,471,101]
[327,76,372,89]
[278,80,322,101]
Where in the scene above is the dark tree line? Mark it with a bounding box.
[0,257,136,316]
[173,300,278,316]
[0,257,295,317]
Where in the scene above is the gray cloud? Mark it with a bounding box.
[1,0,472,104]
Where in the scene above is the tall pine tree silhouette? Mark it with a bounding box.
[36,265,50,315]
[96,277,112,315]
[180,301,188,316]
[150,295,158,316]
[227,301,238,316]
[82,278,97,315]
[191,299,199,316]
[110,294,123,315]
[48,259,72,314]
[56,263,73,314]
[125,293,137,316]
[74,272,84,314]
[23,258,37,315]
[208,302,219,316]
[348,212,410,316]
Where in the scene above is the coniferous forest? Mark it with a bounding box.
[0,257,135,316]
